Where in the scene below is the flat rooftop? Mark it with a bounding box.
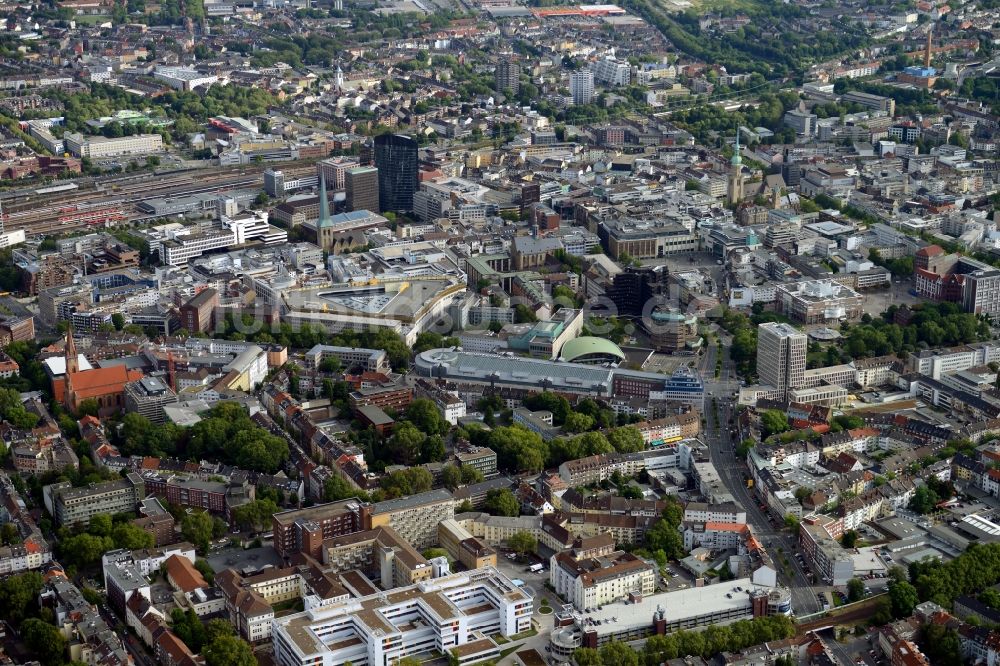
[578,577,770,635]
[414,349,613,392]
[272,500,362,527]
[284,279,457,317]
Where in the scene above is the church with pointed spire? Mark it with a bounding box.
[53,328,144,415]
[727,128,745,206]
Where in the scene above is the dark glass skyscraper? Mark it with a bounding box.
[373,133,418,213]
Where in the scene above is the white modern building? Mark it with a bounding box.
[63,132,163,159]
[272,568,532,666]
[157,211,287,266]
[570,70,595,105]
[592,57,631,86]
[757,322,807,399]
[154,66,219,91]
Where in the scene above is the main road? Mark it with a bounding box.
[700,331,823,616]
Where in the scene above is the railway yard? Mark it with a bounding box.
[0,163,313,237]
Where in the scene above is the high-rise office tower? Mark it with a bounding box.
[373,134,418,213]
[570,70,595,106]
[757,322,807,397]
[495,55,520,95]
[345,166,380,213]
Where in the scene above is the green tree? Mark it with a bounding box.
[0,571,44,624]
[440,465,462,491]
[888,580,919,618]
[88,513,114,537]
[171,608,207,651]
[323,475,360,502]
[111,313,126,331]
[645,518,684,560]
[181,510,215,553]
[484,488,520,517]
[599,641,640,666]
[563,411,595,433]
[573,648,602,666]
[112,522,155,550]
[58,533,114,568]
[203,633,256,666]
[508,530,537,556]
[784,514,800,532]
[980,588,1000,609]
[908,485,939,514]
[847,577,865,603]
[380,468,433,499]
[0,522,19,545]
[841,530,859,548]
[460,465,483,485]
[76,398,100,417]
[514,304,537,324]
[195,559,215,585]
[420,435,446,464]
[231,499,280,534]
[404,398,449,437]
[385,421,425,466]
[606,426,645,453]
[760,410,789,438]
[919,623,962,666]
[21,618,67,666]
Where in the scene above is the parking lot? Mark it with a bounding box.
[493,550,555,613]
[657,563,696,592]
[642,352,696,375]
[205,543,282,573]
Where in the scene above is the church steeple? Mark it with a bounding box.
[65,326,78,375]
[318,172,331,228]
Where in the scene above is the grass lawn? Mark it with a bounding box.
[510,628,538,641]
[499,645,520,659]
[73,14,112,24]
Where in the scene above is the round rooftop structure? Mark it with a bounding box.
[808,327,841,341]
[559,336,626,365]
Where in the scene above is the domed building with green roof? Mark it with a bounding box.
[558,336,626,366]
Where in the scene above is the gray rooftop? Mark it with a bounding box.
[371,488,454,515]
[415,349,614,393]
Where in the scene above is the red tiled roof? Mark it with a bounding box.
[163,555,207,593]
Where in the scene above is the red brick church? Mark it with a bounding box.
[52,330,144,415]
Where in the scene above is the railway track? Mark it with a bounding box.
[2,163,315,236]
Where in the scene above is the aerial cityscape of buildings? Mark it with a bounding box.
[0,0,995,665]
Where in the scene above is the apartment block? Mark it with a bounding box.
[757,322,807,399]
[304,344,389,372]
[438,519,497,571]
[323,525,433,589]
[123,376,178,423]
[454,447,498,478]
[272,500,363,560]
[179,288,218,334]
[361,489,455,551]
[550,549,656,611]
[45,473,145,527]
